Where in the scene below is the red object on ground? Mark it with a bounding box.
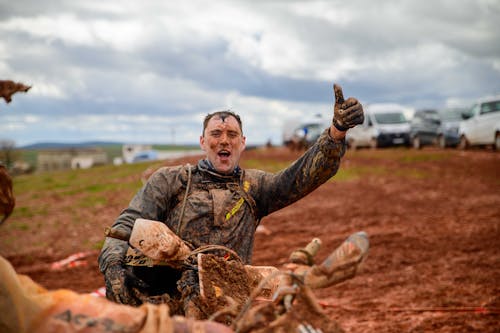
[50,251,92,270]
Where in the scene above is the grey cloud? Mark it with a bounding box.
[1,0,500,146]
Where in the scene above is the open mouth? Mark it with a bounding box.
[218,150,231,158]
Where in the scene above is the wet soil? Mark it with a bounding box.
[2,146,499,332]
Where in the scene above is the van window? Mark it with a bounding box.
[480,100,500,115]
[373,112,407,124]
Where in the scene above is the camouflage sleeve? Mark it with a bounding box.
[253,128,346,217]
[98,166,183,273]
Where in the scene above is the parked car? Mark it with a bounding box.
[458,96,500,150]
[282,114,329,149]
[410,108,467,149]
[346,103,411,149]
[436,107,469,148]
[409,109,440,149]
[288,122,325,150]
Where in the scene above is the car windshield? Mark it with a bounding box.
[305,124,322,137]
[425,112,440,121]
[438,108,465,121]
[305,124,321,131]
[481,100,500,114]
[374,112,407,124]
[293,123,322,138]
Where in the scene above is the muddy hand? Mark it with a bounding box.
[332,84,364,131]
[104,264,149,306]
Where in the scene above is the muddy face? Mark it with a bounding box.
[199,115,246,174]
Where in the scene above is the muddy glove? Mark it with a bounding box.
[332,83,364,131]
[104,264,149,306]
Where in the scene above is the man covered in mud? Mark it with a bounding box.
[99,83,364,315]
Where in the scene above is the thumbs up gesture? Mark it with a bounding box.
[332,84,364,131]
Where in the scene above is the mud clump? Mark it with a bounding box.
[192,254,344,332]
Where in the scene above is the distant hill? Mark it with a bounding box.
[20,141,124,150]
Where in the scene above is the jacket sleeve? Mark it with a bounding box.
[98,166,181,273]
[253,128,346,218]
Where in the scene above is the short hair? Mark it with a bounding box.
[202,110,243,136]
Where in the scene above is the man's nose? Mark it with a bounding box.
[219,133,229,144]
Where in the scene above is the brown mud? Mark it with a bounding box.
[2,146,500,332]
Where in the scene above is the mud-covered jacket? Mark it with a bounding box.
[98,129,346,272]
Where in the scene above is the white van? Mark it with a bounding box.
[458,96,500,150]
[346,103,411,149]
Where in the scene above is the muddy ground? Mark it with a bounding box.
[2,146,499,332]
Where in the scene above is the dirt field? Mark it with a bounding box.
[2,146,499,332]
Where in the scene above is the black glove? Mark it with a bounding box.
[332,83,364,131]
[104,264,149,306]
[178,268,203,317]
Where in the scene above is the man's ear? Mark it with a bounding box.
[240,136,246,151]
[199,135,206,151]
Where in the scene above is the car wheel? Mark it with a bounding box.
[495,132,500,151]
[369,138,378,149]
[438,135,446,149]
[458,135,468,150]
[412,136,421,149]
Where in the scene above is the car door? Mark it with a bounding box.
[410,113,424,139]
[422,112,440,144]
[476,101,500,143]
[363,115,376,145]
[465,104,481,143]
[347,114,372,147]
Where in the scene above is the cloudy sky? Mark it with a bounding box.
[1,0,499,147]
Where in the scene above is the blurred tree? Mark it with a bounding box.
[0,140,20,169]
